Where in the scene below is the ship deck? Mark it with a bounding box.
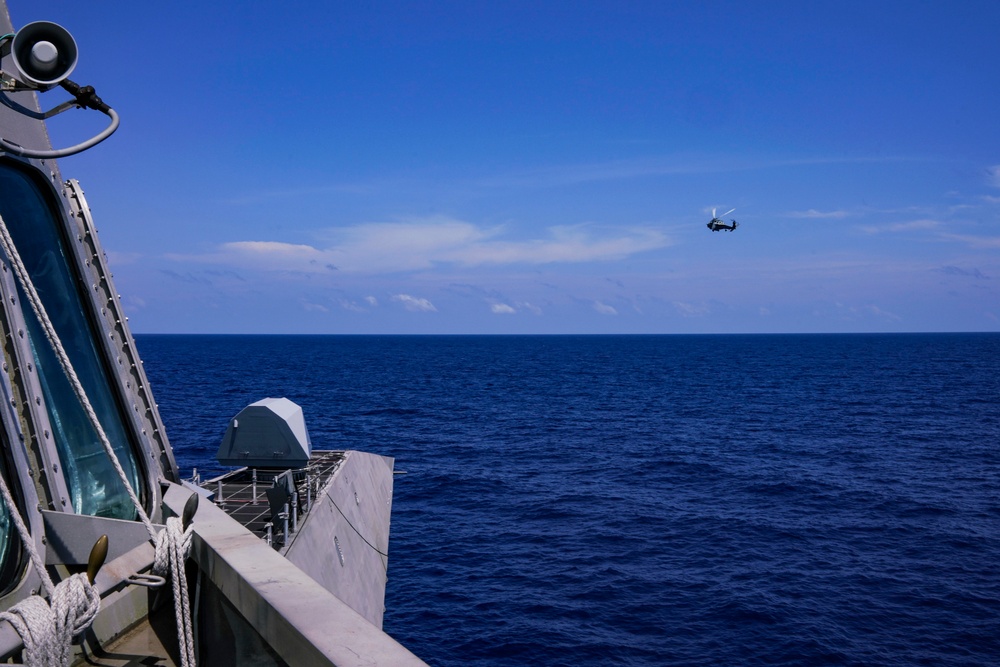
[200,450,346,544]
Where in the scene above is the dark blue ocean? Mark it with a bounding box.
[134,333,1000,666]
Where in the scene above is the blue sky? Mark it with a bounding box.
[19,1,1000,334]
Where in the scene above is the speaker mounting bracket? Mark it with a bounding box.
[0,24,119,158]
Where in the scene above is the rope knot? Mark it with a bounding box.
[151,516,197,666]
[152,516,193,577]
[0,573,100,667]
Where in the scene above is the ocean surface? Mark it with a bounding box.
[134,333,1000,666]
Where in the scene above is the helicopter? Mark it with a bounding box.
[707,208,738,232]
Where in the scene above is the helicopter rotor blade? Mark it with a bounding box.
[712,208,717,218]
[721,208,736,217]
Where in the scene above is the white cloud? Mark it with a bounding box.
[673,301,710,317]
[365,296,379,306]
[105,251,143,264]
[337,299,367,312]
[491,303,516,314]
[865,305,901,321]
[171,217,670,275]
[987,165,1000,188]
[859,219,940,234]
[302,301,329,313]
[391,294,437,312]
[226,241,322,260]
[477,154,910,189]
[453,224,667,266]
[520,302,543,315]
[787,209,850,219]
[593,301,618,315]
[937,233,1000,249]
[123,295,146,311]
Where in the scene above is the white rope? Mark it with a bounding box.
[0,472,54,598]
[0,573,100,667]
[0,442,101,666]
[0,217,158,542]
[153,517,196,667]
[0,214,195,664]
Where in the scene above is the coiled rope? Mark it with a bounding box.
[0,573,100,667]
[0,214,195,666]
[0,461,101,666]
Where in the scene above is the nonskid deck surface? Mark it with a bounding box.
[200,450,346,543]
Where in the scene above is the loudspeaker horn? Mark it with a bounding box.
[10,21,78,90]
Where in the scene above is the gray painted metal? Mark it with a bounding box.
[0,7,52,162]
[217,397,312,469]
[163,483,427,666]
[41,510,162,566]
[0,531,160,660]
[64,179,179,484]
[284,450,394,628]
[0,3,425,663]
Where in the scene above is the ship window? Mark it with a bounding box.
[0,444,25,594]
[0,161,144,520]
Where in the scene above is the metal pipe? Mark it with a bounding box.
[282,503,289,545]
[292,492,298,532]
[216,480,223,503]
[252,468,258,505]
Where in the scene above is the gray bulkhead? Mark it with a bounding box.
[0,3,425,663]
[0,0,175,607]
[283,450,395,628]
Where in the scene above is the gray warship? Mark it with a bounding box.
[0,3,424,664]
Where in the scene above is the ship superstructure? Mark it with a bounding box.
[0,5,423,665]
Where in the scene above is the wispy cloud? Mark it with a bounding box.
[936,233,1000,249]
[337,298,369,312]
[159,269,212,284]
[302,301,329,313]
[490,303,516,314]
[172,217,670,274]
[185,241,337,273]
[592,301,618,315]
[986,165,1000,188]
[787,209,851,219]
[222,182,376,206]
[858,219,941,234]
[105,251,143,264]
[865,305,901,322]
[829,302,902,323]
[391,294,437,312]
[936,266,990,279]
[672,301,710,317]
[477,154,913,189]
